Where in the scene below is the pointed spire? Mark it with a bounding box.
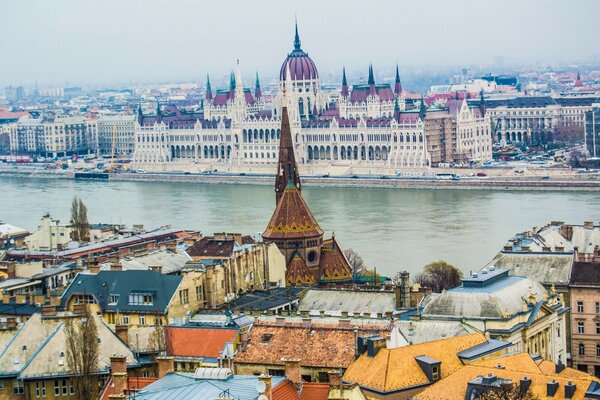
[368,64,376,96]
[479,89,486,116]
[274,107,301,204]
[341,66,349,98]
[255,72,261,99]
[205,74,212,101]
[419,95,426,120]
[294,17,301,50]
[394,65,402,96]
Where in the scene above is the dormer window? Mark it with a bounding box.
[108,294,119,305]
[432,365,440,381]
[128,292,154,306]
[260,334,273,344]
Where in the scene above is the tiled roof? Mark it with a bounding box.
[186,236,237,259]
[300,382,330,400]
[570,262,600,286]
[485,252,573,287]
[234,325,359,368]
[287,253,317,286]
[118,249,191,274]
[227,287,305,311]
[165,326,237,359]
[414,354,600,400]
[272,380,301,400]
[343,333,488,393]
[60,270,183,314]
[319,238,352,283]
[100,377,157,400]
[263,186,323,240]
[299,289,395,316]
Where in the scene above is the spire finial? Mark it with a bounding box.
[419,95,426,120]
[205,73,213,101]
[342,66,347,86]
[395,64,400,82]
[294,16,301,50]
[368,64,375,85]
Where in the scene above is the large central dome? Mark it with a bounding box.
[279,23,319,81]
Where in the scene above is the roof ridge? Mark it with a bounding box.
[18,321,64,379]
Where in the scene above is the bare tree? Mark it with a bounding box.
[70,196,90,242]
[343,248,368,276]
[148,312,166,355]
[64,305,100,400]
[476,383,540,400]
[415,260,463,293]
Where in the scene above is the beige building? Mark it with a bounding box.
[421,268,568,363]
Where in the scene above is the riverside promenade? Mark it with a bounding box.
[2,165,600,191]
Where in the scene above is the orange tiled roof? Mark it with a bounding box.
[263,186,323,240]
[343,333,488,393]
[234,325,362,368]
[537,359,592,379]
[319,237,352,282]
[165,326,237,358]
[300,382,330,400]
[100,377,157,400]
[414,356,600,400]
[272,380,301,400]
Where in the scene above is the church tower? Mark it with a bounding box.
[262,106,324,283]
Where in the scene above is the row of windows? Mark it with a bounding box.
[576,301,600,314]
[578,343,600,357]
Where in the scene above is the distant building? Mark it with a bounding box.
[97,114,136,156]
[9,116,98,156]
[421,268,568,363]
[585,103,600,158]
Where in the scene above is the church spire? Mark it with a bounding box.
[255,72,262,99]
[368,64,376,96]
[341,66,349,98]
[274,106,301,204]
[205,74,212,101]
[294,17,301,50]
[394,64,402,96]
[479,89,486,116]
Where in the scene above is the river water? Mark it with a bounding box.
[2,176,600,277]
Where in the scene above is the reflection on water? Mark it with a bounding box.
[2,176,600,277]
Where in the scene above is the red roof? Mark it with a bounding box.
[165,326,237,358]
[300,383,330,400]
[100,377,156,400]
[273,380,301,400]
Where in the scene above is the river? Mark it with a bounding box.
[2,176,600,277]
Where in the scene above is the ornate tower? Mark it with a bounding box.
[263,106,324,282]
[341,66,349,98]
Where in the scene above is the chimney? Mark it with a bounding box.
[110,261,122,271]
[328,370,342,387]
[400,271,410,308]
[6,262,16,279]
[367,337,385,358]
[240,331,250,349]
[341,311,349,318]
[555,360,565,374]
[547,380,559,397]
[41,305,57,316]
[6,317,17,330]
[519,376,532,394]
[565,381,576,399]
[115,325,129,345]
[110,355,128,396]
[156,356,175,378]
[258,374,272,400]
[584,221,594,229]
[282,358,302,386]
[150,265,162,274]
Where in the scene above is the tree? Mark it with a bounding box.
[64,305,100,400]
[343,248,368,276]
[476,383,540,400]
[70,196,90,242]
[414,260,463,293]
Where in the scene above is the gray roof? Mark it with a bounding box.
[422,272,547,319]
[390,320,473,347]
[128,372,286,400]
[484,252,573,287]
[60,270,182,314]
[117,249,191,274]
[298,289,396,316]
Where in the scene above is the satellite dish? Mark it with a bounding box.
[258,396,268,400]
[256,381,266,393]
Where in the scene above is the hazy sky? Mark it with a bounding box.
[1,0,599,87]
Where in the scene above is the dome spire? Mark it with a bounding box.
[294,16,301,50]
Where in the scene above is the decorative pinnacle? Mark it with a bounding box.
[294,16,301,50]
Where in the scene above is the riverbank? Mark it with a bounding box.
[2,166,600,191]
